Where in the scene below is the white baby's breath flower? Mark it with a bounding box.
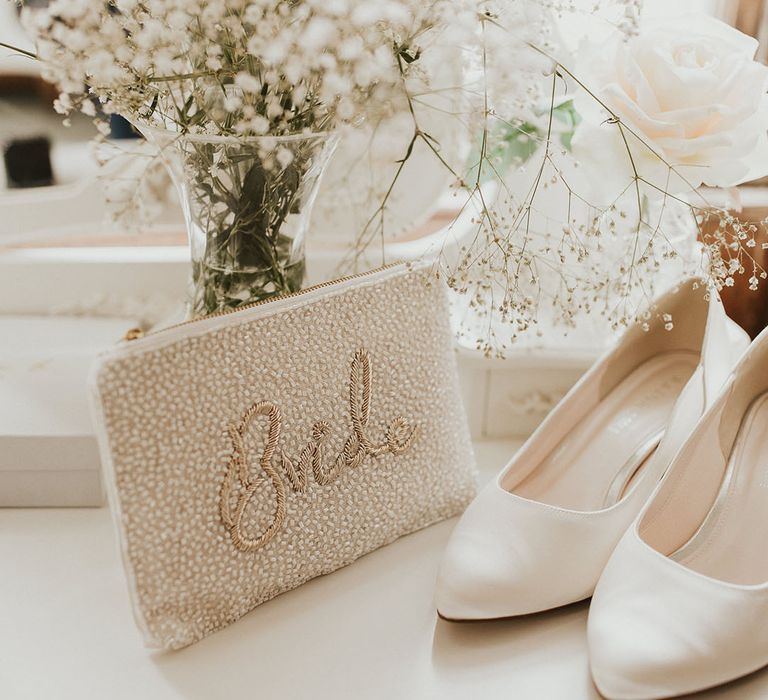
[261,39,288,65]
[302,17,337,52]
[207,56,224,71]
[53,94,72,115]
[22,0,510,141]
[276,147,294,168]
[338,36,364,62]
[80,99,97,117]
[250,116,271,135]
[351,2,385,27]
[234,72,261,93]
[223,95,242,112]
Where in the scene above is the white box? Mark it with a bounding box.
[0,316,137,506]
[456,347,596,439]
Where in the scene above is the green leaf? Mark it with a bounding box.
[552,99,581,151]
[466,120,542,184]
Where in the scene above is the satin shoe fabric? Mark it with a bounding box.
[589,324,768,700]
[435,279,749,621]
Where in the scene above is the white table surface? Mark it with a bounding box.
[3,440,768,700]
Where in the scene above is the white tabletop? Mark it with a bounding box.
[2,440,767,700]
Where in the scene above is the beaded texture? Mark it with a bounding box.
[91,265,476,650]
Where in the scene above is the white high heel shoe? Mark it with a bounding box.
[589,325,768,700]
[435,279,748,621]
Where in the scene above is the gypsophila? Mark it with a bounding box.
[13,0,764,352]
[23,0,429,136]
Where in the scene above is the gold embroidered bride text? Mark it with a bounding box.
[219,349,418,553]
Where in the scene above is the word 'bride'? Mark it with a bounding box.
[219,349,418,553]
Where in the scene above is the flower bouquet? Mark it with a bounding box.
[17,0,467,315]
[447,9,768,354]
[8,1,768,348]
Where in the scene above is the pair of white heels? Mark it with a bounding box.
[435,278,768,699]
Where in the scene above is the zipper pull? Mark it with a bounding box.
[124,327,145,341]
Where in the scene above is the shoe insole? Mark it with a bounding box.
[511,351,698,511]
[672,393,768,585]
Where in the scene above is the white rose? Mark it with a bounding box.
[571,14,768,205]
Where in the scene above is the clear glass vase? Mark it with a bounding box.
[141,127,338,319]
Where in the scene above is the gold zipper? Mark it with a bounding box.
[123,260,409,341]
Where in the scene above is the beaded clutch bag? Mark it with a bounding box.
[90,262,476,650]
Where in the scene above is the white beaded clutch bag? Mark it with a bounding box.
[90,262,476,650]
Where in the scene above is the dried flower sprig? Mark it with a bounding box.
[20,0,463,138]
[8,1,766,352]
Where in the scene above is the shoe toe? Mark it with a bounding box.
[587,553,761,700]
[589,606,688,700]
[435,529,522,620]
[435,484,622,619]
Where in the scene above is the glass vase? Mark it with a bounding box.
[141,127,338,319]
